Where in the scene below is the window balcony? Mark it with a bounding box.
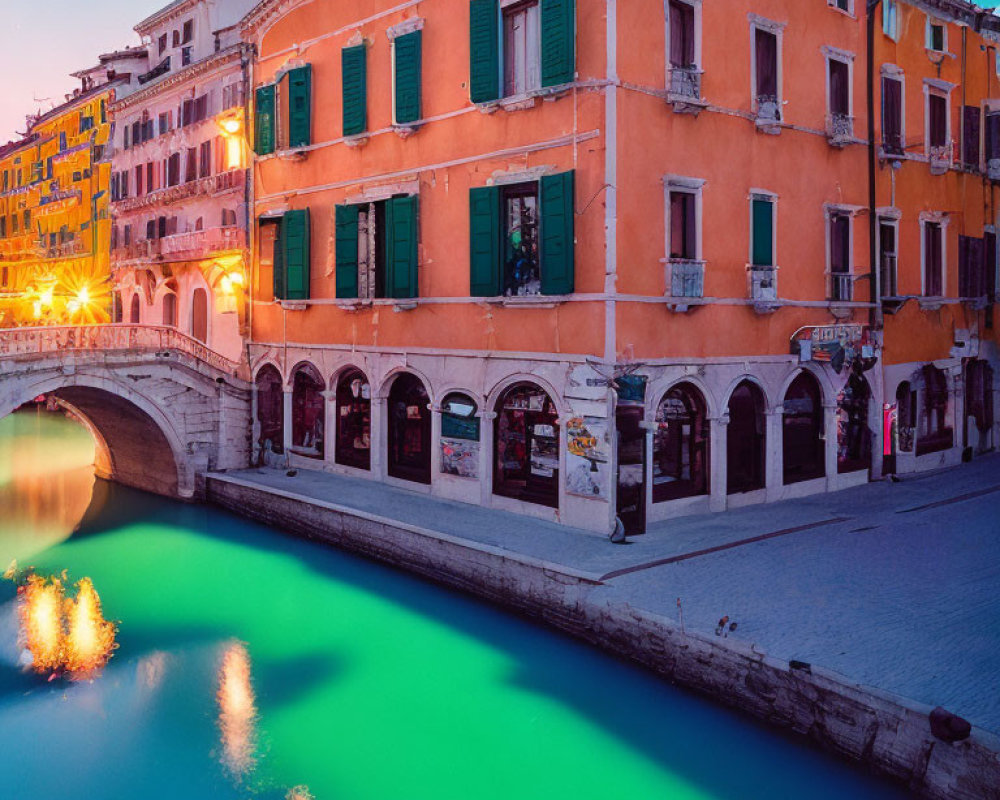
[755,95,782,133]
[829,272,855,303]
[826,112,854,146]
[667,67,707,114]
[45,239,87,259]
[157,226,244,260]
[112,169,245,213]
[747,265,778,311]
[666,258,705,310]
[928,143,952,175]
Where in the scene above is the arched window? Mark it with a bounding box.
[727,381,766,494]
[652,382,709,502]
[917,365,952,455]
[440,392,480,478]
[129,293,141,323]
[291,364,324,458]
[838,372,871,473]
[255,365,284,463]
[783,371,825,484]
[387,373,432,484]
[162,293,177,327]
[335,369,371,470]
[494,383,559,508]
[111,292,123,323]
[191,287,208,342]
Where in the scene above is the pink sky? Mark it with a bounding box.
[0,0,165,144]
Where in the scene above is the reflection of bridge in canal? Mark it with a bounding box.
[0,325,251,498]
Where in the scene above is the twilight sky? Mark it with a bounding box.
[2,0,1000,145]
[0,0,164,145]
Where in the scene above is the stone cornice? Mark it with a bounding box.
[111,45,247,112]
[241,0,309,39]
[135,0,199,35]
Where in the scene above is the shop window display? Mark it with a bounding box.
[335,369,371,470]
[494,383,559,508]
[388,373,431,484]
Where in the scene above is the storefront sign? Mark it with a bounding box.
[791,324,876,374]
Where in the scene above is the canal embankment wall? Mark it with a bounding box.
[206,474,1000,800]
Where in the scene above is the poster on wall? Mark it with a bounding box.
[441,437,479,478]
[566,417,611,500]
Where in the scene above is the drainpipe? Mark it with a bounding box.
[244,43,254,366]
[867,0,883,331]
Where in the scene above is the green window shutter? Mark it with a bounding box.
[751,199,774,267]
[255,85,276,155]
[469,185,501,296]
[394,31,422,125]
[386,195,419,299]
[540,0,575,87]
[272,221,285,300]
[287,65,312,148]
[469,0,500,103]
[540,171,575,295]
[282,208,310,300]
[335,204,360,299]
[342,45,368,136]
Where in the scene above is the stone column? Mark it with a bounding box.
[709,414,729,512]
[823,400,840,483]
[765,406,784,498]
[282,387,293,457]
[321,390,336,465]
[429,402,441,486]
[950,365,966,452]
[479,410,497,505]
[370,389,386,479]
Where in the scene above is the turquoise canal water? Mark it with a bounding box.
[0,409,907,799]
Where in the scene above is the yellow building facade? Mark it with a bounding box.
[0,84,117,326]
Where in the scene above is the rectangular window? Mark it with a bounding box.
[669,0,695,68]
[927,19,945,52]
[751,196,775,267]
[986,112,1000,165]
[828,59,849,117]
[668,191,696,260]
[158,33,168,55]
[879,219,898,298]
[393,31,422,125]
[883,0,899,40]
[167,152,181,186]
[195,95,208,122]
[958,235,986,298]
[271,209,312,301]
[199,141,212,178]
[923,221,943,296]
[254,84,276,155]
[502,183,540,295]
[182,19,193,44]
[182,46,193,66]
[159,112,170,135]
[829,212,852,301]
[928,93,947,148]
[963,105,981,170]
[335,196,420,300]
[504,1,541,96]
[882,76,903,154]
[182,99,194,127]
[286,65,312,147]
[754,27,779,120]
[146,162,154,192]
[134,165,143,196]
[185,148,197,182]
[342,46,368,137]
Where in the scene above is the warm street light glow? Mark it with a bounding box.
[220,118,242,135]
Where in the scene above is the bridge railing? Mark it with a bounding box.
[0,324,244,377]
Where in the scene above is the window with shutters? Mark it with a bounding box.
[666,0,701,102]
[926,87,950,166]
[921,217,945,297]
[881,71,904,155]
[158,111,171,135]
[962,105,981,171]
[336,195,419,300]
[664,177,704,299]
[255,66,311,153]
[958,234,986,299]
[342,47,367,137]
[134,165,144,196]
[199,141,212,178]
[878,217,899,299]
[185,147,197,182]
[751,20,782,124]
[469,0,575,104]
[827,209,853,301]
[749,193,777,302]
[265,209,312,301]
[468,172,574,297]
[167,152,181,186]
[392,30,422,126]
[825,50,853,143]
[882,0,899,41]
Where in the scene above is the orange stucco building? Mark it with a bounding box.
[242,0,1000,534]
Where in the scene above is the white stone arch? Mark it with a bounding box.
[286,358,324,390]
[645,374,719,424]
[378,365,436,403]
[0,371,194,498]
[486,373,567,419]
[776,363,834,410]
[329,361,372,393]
[252,357,284,385]
[432,382,487,410]
[720,373,773,415]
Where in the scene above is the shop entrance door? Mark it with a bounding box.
[616,405,646,535]
[387,373,431,484]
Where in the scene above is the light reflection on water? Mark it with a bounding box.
[0,409,96,566]
[0,410,908,800]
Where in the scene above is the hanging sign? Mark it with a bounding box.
[791,324,876,374]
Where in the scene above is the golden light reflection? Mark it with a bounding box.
[18,574,65,674]
[217,641,258,779]
[63,577,117,678]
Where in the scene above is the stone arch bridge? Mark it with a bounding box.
[0,325,251,499]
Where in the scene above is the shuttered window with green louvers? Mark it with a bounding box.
[540,0,575,87]
[751,198,774,267]
[469,185,501,296]
[254,85,275,155]
[281,209,311,300]
[335,204,360,299]
[393,31,422,125]
[286,65,312,148]
[539,171,575,295]
[469,0,500,103]
[386,195,419,299]
[342,45,368,136]
[272,221,285,300]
